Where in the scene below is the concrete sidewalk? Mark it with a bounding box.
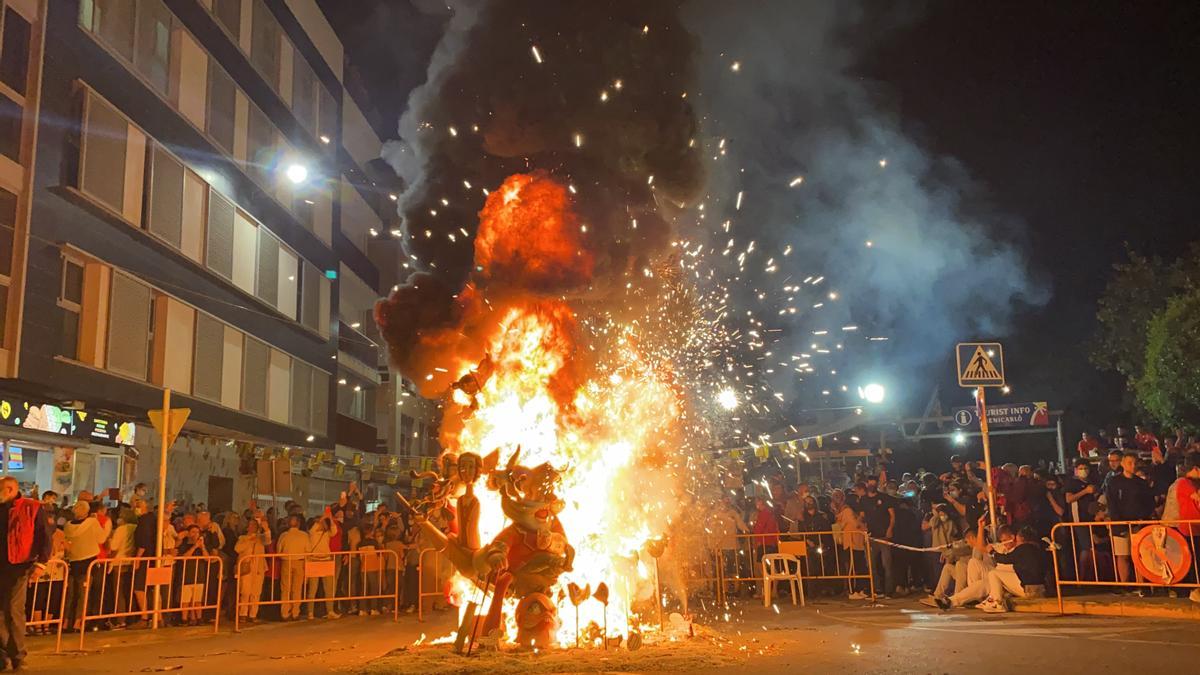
[1015,592,1200,620]
[20,611,459,673]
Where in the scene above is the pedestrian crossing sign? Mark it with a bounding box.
[956,342,1005,387]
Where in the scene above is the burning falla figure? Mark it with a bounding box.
[414,447,575,650]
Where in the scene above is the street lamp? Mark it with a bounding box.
[953,431,966,445]
[860,383,886,404]
[285,163,309,184]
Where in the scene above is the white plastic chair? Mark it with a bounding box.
[761,553,806,607]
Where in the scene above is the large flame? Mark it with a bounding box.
[424,173,684,647]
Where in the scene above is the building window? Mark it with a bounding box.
[78,92,131,216]
[146,143,184,248]
[242,335,269,416]
[106,272,153,380]
[0,6,31,97]
[245,103,274,186]
[231,210,256,294]
[290,360,312,431]
[337,375,375,425]
[205,188,235,279]
[133,0,172,95]
[212,0,242,41]
[0,187,14,340]
[300,260,320,333]
[399,414,413,454]
[249,0,280,92]
[0,186,14,281]
[81,0,136,62]
[292,50,317,133]
[317,85,337,151]
[311,368,329,434]
[277,246,298,320]
[267,348,290,423]
[255,227,278,307]
[82,0,175,94]
[59,257,86,362]
[192,311,224,402]
[0,92,19,162]
[205,59,236,154]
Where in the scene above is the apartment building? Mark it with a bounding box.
[0,0,437,513]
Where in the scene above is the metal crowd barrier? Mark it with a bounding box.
[78,555,224,650]
[416,547,448,622]
[688,531,876,605]
[25,559,68,653]
[1050,519,1200,613]
[233,549,401,631]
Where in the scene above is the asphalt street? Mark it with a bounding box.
[16,598,1200,673]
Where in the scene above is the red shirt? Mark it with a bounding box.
[1077,438,1101,457]
[752,507,781,547]
[1176,478,1200,535]
[1135,432,1159,453]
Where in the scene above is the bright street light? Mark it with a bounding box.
[953,431,966,445]
[861,383,886,404]
[285,163,309,184]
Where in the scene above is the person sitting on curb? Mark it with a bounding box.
[936,515,999,609]
[974,525,1046,613]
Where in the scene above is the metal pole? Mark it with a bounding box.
[153,388,171,630]
[978,387,998,536]
[1055,417,1066,473]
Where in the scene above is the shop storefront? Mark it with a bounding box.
[0,396,137,499]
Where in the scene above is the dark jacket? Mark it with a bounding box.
[1105,473,1154,522]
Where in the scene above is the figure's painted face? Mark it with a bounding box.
[457,453,481,483]
[501,493,564,531]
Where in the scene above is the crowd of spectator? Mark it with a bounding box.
[24,481,430,635]
[708,424,1200,612]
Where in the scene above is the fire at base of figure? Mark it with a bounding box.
[406,446,578,651]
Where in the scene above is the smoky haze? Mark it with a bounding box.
[682,0,1047,410]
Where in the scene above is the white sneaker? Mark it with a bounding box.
[977,598,1007,613]
[1189,589,1200,604]
[848,591,868,600]
[369,609,380,616]
[327,611,341,619]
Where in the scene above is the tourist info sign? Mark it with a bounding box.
[956,342,1005,388]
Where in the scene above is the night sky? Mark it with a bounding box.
[861,1,1200,430]
[325,1,1200,438]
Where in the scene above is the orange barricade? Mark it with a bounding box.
[1050,519,1200,613]
[25,559,68,653]
[78,555,224,650]
[233,549,401,631]
[689,531,876,605]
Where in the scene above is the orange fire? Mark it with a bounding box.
[423,173,684,648]
[474,172,595,291]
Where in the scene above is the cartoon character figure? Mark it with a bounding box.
[413,446,574,650]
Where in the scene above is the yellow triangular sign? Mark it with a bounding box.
[148,408,190,449]
[963,346,1001,381]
